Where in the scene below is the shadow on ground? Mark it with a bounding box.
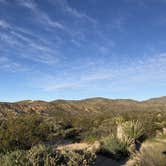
[94,155,127,166]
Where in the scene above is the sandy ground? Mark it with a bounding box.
[57,142,90,150]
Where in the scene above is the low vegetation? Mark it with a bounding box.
[0,97,166,165]
[100,135,129,158]
[0,144,96,166]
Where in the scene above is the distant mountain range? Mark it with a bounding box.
[0,96,166,116]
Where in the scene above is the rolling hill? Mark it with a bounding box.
[0,96,166,116]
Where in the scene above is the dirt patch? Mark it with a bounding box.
[57,143,90,151]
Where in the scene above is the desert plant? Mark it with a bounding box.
[114,116,125,125]
[27,144,96,166]
[120,120,145,142]
[59,149,96,166]
[101,135,129,158]
[0,114,74,151]
[0,150,29,166]
[0,136,96,165]
[28,144,47,165]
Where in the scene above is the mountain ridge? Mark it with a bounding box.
[0,96,166,116]
[2,96,166,104]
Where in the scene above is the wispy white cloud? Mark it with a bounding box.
[0,20,10,29]
[30,52,166,92]
[65,5,96,24]
[0,21,60,65]
[17,0,64,30]
[21,51,59,65]
[38,13,64,30]
[14,26,63,47]
[15,0,99,50]
[0,32,20,45]
[11,31,60,64]
[0,56,25,72]
[17,0,36,10]
[50,0,97,25]
[41,80,81,91]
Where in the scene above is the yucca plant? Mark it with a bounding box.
[114,116,125,125]
[120,120,145,141]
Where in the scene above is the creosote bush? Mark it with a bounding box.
[0,114,79,152]
[100,135,129,158]
[0,144,96,166]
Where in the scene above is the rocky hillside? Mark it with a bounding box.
[0,97,166,116]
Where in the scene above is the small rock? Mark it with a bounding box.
[163,128,166,135]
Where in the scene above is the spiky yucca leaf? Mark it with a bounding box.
[114,116,125,125]
[121,120,144,141]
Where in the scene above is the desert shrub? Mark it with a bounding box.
[81,127,102,143]
[0,114,53,151]
[0,144,96,166]
[48,108,166,142]
[28,144,96,166]
[97,118,117,137]
[0,114,78,151]
[0,115,37,150]
[0,150,29,166]
[80,117,117,143]
[58,149,96,166]
[100,135,129,158]
[28,144,48,165]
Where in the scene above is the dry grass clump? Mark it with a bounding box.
[125,138,166,166]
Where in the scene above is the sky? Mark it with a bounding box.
[0,0,166,102]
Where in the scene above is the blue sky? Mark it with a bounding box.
[0,0,166,101]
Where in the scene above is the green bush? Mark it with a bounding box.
[101,135,129,158]
[0,114,78,151]
[28,144,96,166]
[58,149,96,166]
[0,150,29,166]
[0,144,96,166]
